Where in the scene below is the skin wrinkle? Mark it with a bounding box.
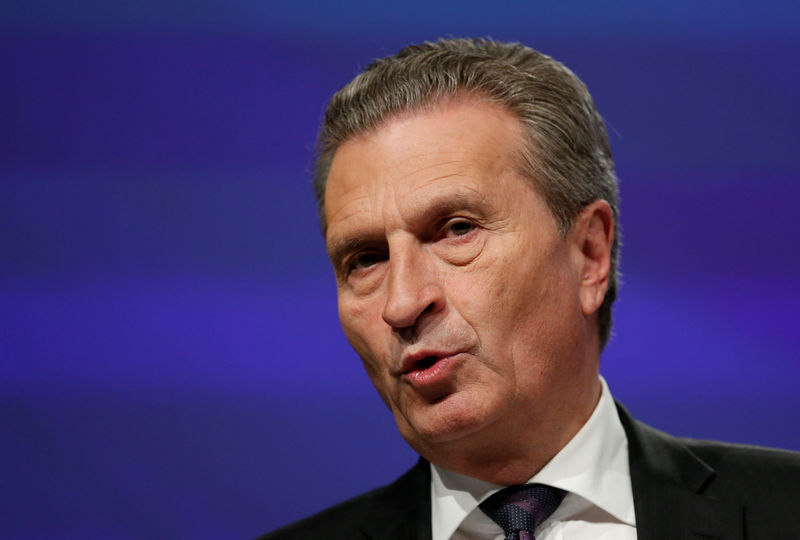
[328,184,505,281]
[327,117,516,277]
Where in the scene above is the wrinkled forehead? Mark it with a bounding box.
[323,97,527,225]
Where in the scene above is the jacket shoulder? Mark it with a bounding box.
[629,412,800,536]
[685,437,800,465]
[686,438,800,535]
[255,485,386,540]
[254,458,431,540]
[628,410,800,497]
[682,437,800,490]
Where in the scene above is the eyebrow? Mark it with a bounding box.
[410,190,489,224]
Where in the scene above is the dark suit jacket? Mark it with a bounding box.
[259,404,800,539]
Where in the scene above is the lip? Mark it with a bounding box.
[398,350,465,388]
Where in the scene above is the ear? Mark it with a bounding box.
[571,200,614,316]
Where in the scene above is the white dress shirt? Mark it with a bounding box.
[430,377,637,539]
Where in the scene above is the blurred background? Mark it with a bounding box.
[1,1,799,538]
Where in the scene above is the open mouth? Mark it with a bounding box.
[399,350,464,388]
[412,356,438,371]
[400,352,463,390]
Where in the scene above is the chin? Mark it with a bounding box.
[395,389,503,448]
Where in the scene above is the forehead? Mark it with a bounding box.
[324,99,527,231]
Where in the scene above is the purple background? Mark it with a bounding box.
[2,2,799,538]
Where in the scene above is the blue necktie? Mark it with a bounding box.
[479,483,567,540]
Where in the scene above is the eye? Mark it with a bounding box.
[442,219,477,238]
[348,250,387,273]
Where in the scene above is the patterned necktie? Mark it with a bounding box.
[479,483,567,540]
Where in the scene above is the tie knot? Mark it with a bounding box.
[479,484,566,540]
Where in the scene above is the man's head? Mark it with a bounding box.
[316,39,618,482]
[314,38,619,347]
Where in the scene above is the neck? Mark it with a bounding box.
[421,376,602,485]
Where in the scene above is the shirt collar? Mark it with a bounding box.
[430,376,635,540]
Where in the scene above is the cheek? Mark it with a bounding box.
[338,298,398,408]
[467,248,567,352]
[339,296,388,367]
[338,291,371,333]
[445,264,519,361]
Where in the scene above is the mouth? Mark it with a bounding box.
[408,355,438,372]
[399,351,448,375]
[398,351,464,389]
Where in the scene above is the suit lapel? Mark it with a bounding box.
[617,403,744,540]
[360,458,433,540]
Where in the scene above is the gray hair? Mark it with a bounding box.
[313,38,620,349]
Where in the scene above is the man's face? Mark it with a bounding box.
[324,98,604,465]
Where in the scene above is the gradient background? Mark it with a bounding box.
[2,1,799,538]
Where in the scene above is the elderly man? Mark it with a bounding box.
[261,38,800,539]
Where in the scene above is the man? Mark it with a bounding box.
[261,38,800,539]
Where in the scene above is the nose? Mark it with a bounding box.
[381,243,445,331]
